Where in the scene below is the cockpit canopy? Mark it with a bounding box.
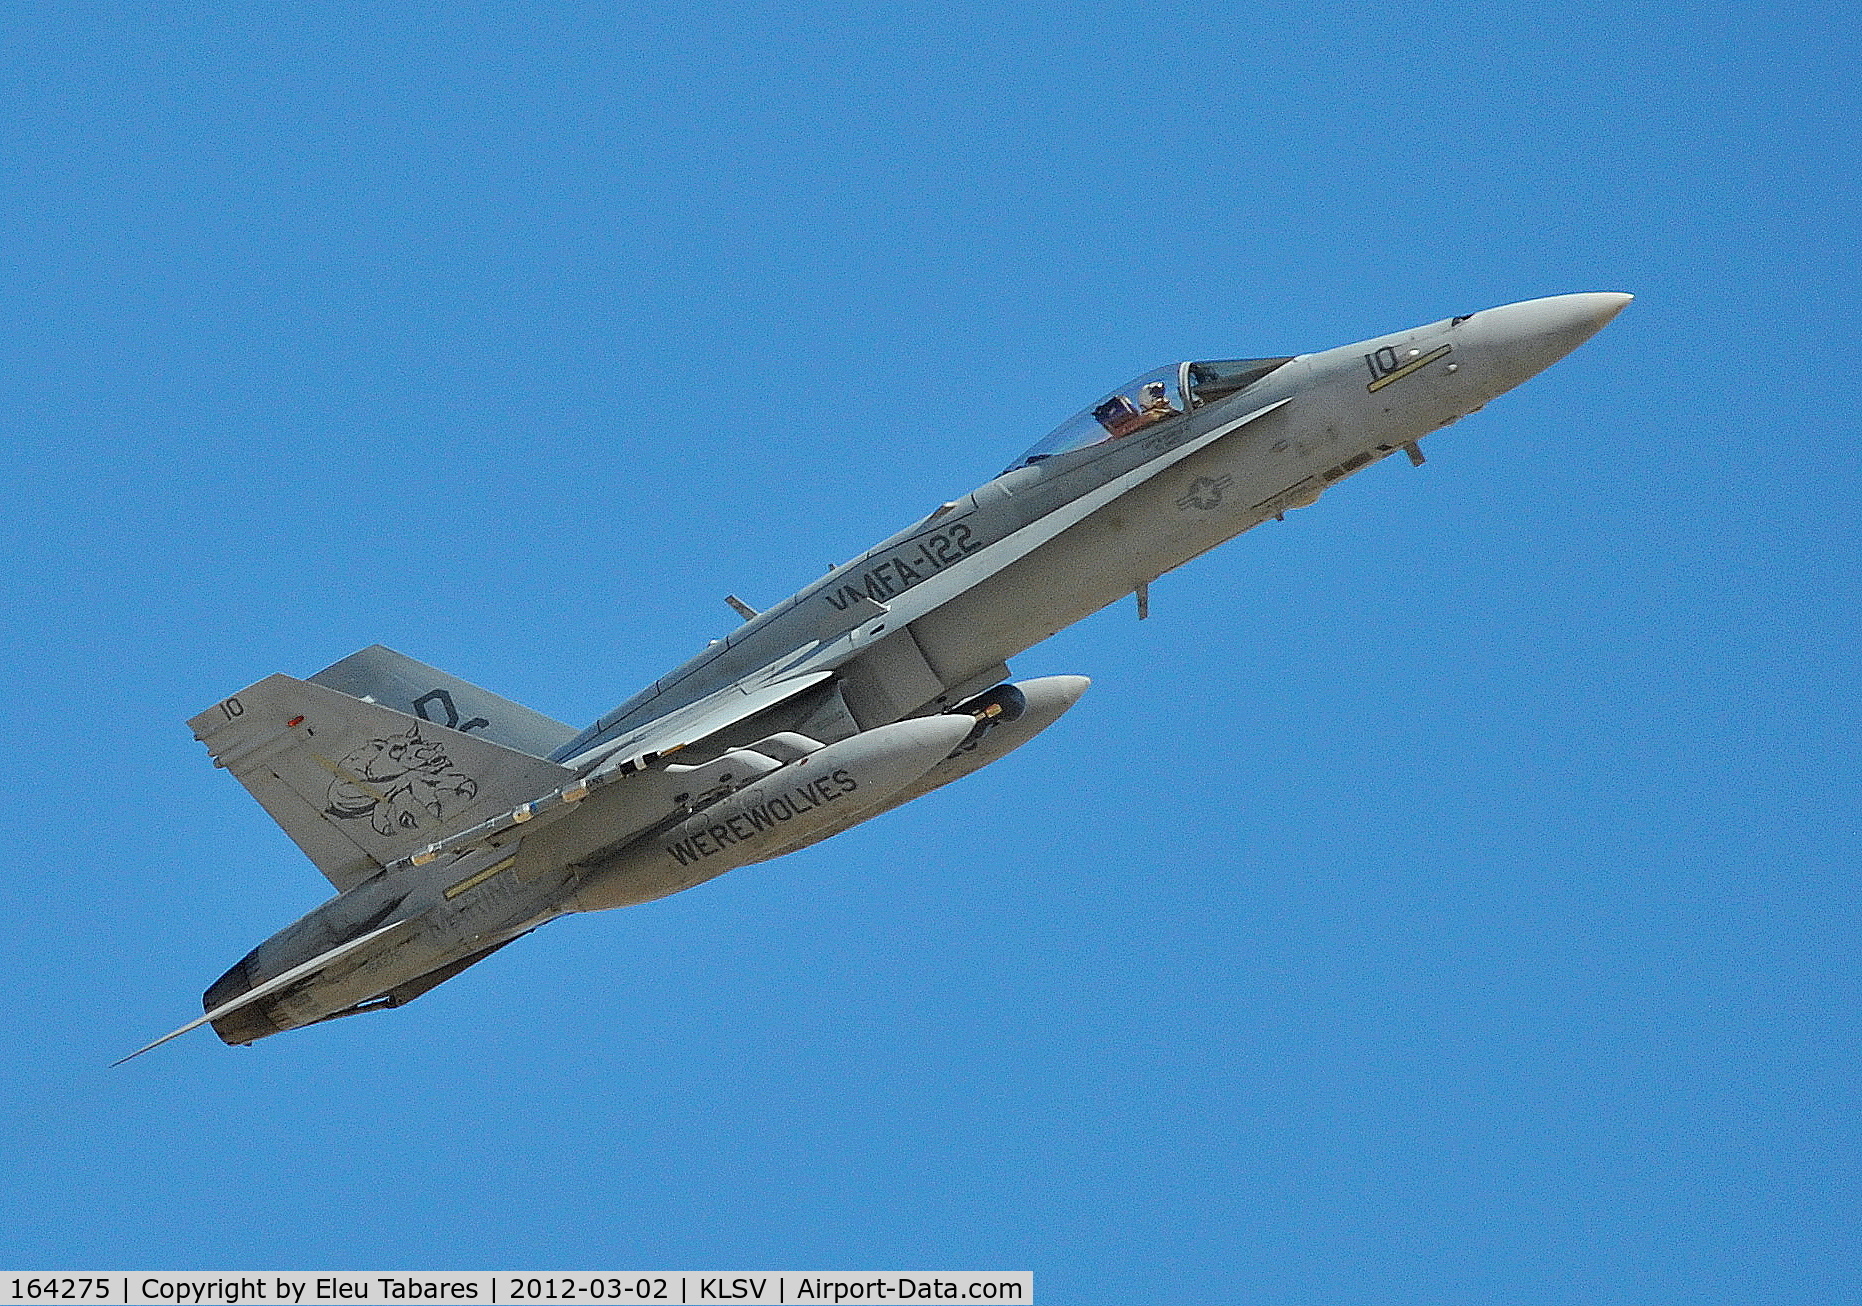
[1010,357,1296,471]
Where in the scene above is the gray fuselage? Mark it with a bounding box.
[203,293,1630,1043]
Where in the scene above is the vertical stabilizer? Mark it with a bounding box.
[190,675,574,890]
[308,645,579,759]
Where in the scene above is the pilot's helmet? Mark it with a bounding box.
[1141,381,1169,402]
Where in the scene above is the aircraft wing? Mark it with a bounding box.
[561,669,835,771]
[330,668,839,879]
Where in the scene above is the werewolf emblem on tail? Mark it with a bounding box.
[324,725,479,837]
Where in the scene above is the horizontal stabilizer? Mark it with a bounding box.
[114,919,411,1065]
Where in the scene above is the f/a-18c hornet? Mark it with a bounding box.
[121,291,1631,1061]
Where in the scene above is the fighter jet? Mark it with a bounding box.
[120,291,1631,1060]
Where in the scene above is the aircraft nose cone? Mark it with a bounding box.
[1584,290,1635,323]
[1468,292,1632,396]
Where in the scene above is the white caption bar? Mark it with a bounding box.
[0,1275,1031,1306]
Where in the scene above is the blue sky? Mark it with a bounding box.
[1,1,1856,1300]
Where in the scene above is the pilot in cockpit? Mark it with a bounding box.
[1138,380,1177,420]
[1093,380,1179,440]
